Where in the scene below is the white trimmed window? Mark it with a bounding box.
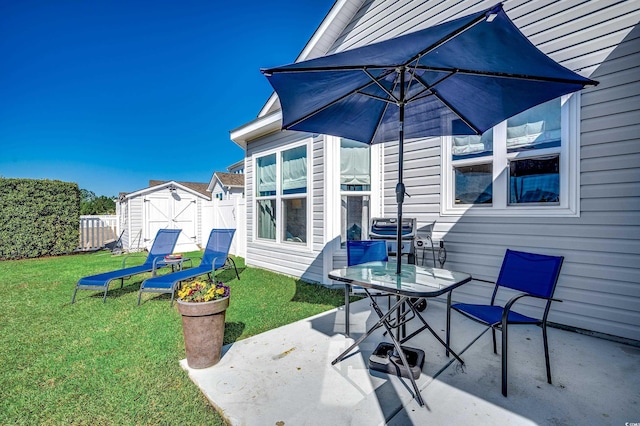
[255,141,310,244]
[441,94,580,217]
[340,139,371,245]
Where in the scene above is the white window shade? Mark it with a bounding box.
[340,140,370,185]
[282,146,307,192]
[507,98,561,150]
[257,154,276,194]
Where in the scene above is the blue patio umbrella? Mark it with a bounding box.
[262,3,597,274]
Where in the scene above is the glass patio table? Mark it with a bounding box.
[328,261,472,406]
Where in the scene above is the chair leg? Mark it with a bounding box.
[501,321,508,397]
[137,289,143,306]
[227,257,240,280]
[492,327,497,354]
[71,286,78,304]
[445,292,452,357]
[542,323,552,384]
[103,287,108,303]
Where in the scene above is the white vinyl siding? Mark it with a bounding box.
[239,0,639,341]
[246,131,325,283]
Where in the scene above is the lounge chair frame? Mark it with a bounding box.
[137,229,239,306]
[71,229,181,303]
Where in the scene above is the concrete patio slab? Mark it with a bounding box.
[181,298,639,425]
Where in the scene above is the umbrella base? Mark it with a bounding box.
[369,342,424,380]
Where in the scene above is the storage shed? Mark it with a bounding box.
[116,180,213,253]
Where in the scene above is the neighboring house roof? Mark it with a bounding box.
[227,159,245,173]
[207,172,245,192]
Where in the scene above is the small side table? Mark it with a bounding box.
[162,257,192,271]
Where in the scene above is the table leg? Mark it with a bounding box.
[344,284,350,337]
[332,291,425,407]
[401,300,465,365]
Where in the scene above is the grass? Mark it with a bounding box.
[0,250,353,425]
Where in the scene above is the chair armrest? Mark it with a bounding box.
[211,256,224,272]
[151,256,166,276]
[121,254,145,268]
[502,293,562,323]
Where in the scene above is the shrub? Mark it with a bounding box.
[0,178,80,259]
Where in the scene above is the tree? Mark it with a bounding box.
[80,189,116,215]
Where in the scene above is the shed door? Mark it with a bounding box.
[173,194,198,251]
[144,195,172,249]
[144,193,199,252]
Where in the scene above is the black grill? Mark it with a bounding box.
[369,217,416,261]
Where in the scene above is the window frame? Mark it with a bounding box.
[325,136,382,253]
[441,93,580,217]
[253,139,312,246]
[339,138,374,246]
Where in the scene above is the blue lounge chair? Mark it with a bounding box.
[71,229,182,303]
[137,228,239,306]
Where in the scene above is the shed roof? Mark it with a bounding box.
[148,180,210,197]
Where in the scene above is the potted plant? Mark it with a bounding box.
[176,279,230,369]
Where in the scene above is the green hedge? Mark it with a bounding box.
[0,178,80,260]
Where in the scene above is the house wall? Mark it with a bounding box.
[211,181,244,201]
[328,0,640,340]
[241,0,639,340]
[245,130,327,283]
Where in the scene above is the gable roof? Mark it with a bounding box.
[207,172,244,192]
[148,180,210,197]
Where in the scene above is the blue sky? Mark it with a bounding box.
[0,0,334,196]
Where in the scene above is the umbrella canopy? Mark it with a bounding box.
[262,3,597,274]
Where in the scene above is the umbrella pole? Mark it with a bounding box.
[396,68,405,276]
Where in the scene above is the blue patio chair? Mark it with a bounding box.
[72,229,182,303]
[137,228,238,306]
[446,249,564,396]
[346,240,393,304]
[346,240,388,267]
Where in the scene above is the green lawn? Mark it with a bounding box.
[0,250,352,425]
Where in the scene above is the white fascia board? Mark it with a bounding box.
[226,159,245,172]
[230,111,282,149]
[206,174,217,192]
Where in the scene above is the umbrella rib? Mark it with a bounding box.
[413,65,597,86]
[402,7,490,69]
[431,88,482,135]
[363,68,399,103]
[405,70,458,104]
[368,73,401,144]
[263,64,403,75]
[282,69,396,130]
[416,70,482,135]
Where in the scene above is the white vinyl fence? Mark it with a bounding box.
[78,215,119,251]
[201,197,246,258]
